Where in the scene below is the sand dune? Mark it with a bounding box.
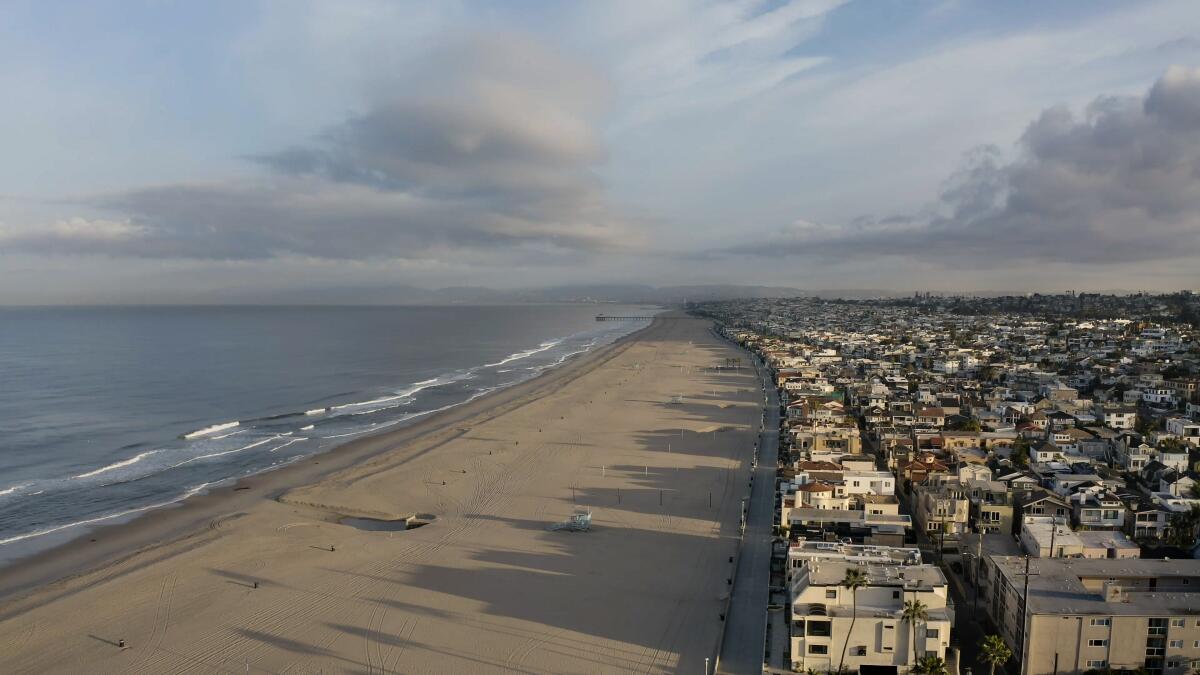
[0,314,762,674]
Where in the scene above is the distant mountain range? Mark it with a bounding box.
[252,283,816,305]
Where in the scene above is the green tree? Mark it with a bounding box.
[980,634,1013,675]
[902,598,929,665]
[837,568,869,675]
[1167,505,1200,548]
[1011,437,1030,468]
[912,654,948,675]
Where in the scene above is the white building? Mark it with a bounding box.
[1166,417,1200,444]
[843,470,896,496]
[789,557,953,673]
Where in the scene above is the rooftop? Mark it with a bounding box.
[802,560,948,590]
[990,556,1200,616]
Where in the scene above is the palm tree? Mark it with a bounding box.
[1167,505,1200,547]
[902,598,929,666]
[912,654,948,675]
[980,634,1012,675]
[837,567,869,675]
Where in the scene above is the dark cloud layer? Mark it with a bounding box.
[729,66,1200,265]
[4,34,627,261]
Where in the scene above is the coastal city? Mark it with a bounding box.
[698,292,1200,675]
[4,3,1200,674]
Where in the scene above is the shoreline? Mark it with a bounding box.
[0,315,655,604]
[0,309,761,673]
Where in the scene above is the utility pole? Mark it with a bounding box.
[974,529,983,614]
[1016,555,1039,675]
[1049,515,1058,558]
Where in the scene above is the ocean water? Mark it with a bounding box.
[0,304,654,560]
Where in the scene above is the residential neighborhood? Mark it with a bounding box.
[698,292,1200,675]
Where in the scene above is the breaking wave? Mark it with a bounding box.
[72,450,161,480]
[182,421,239,439]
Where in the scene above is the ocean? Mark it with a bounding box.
[0,304,654,561]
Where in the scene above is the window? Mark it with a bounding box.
[826,589,837,599]
[853,646,867,656]
[1088,639,1108,647]
[1090,618,1111,626]
[1194,641,1200,648]
[808,621,831,637]
[809,644,828,655]
[1170,640,1183,649]
[927,629,940,639]
[1086,660,1107,669]
[1171,619,1185,628]
[1167,660,1181,669]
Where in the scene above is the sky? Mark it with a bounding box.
[1,0,1199,303]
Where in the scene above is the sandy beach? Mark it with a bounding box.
[0,313,763,674]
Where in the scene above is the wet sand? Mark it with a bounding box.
[0,313,762,674]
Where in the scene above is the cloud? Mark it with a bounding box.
[725,66,1200,265]
[3,33,629,261]
[578,0,842,130]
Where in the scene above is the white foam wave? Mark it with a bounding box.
[169,435,279,469]
[395,377,444,398]
[326,377,449,416]
[300,424,315,431]
[268,437,306,453]
[322,428,375,439]
[72,450,161,480]
[0,483,30,497]
[330,394,407,412]
[0,482,215,547]
[305,408,328,416]
[183,421,239,439]
[350,406,398,416]
[212,429,246,440]
[483,339,563,368]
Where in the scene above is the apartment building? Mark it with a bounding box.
[789,557,953,673]
[981,557,1200,675]
[911,481,970,546]
[965,478,1014,534]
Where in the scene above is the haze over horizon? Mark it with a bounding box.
[2,0,1200,304]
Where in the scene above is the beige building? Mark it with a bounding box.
[790,424,863,460]
[1019,515,1083,558]
[911,480,970,548]
[965,478,1014,534]
[789,557,953,673]
[981,556,1200,675]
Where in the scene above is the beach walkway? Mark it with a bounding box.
[717,357,780,674]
